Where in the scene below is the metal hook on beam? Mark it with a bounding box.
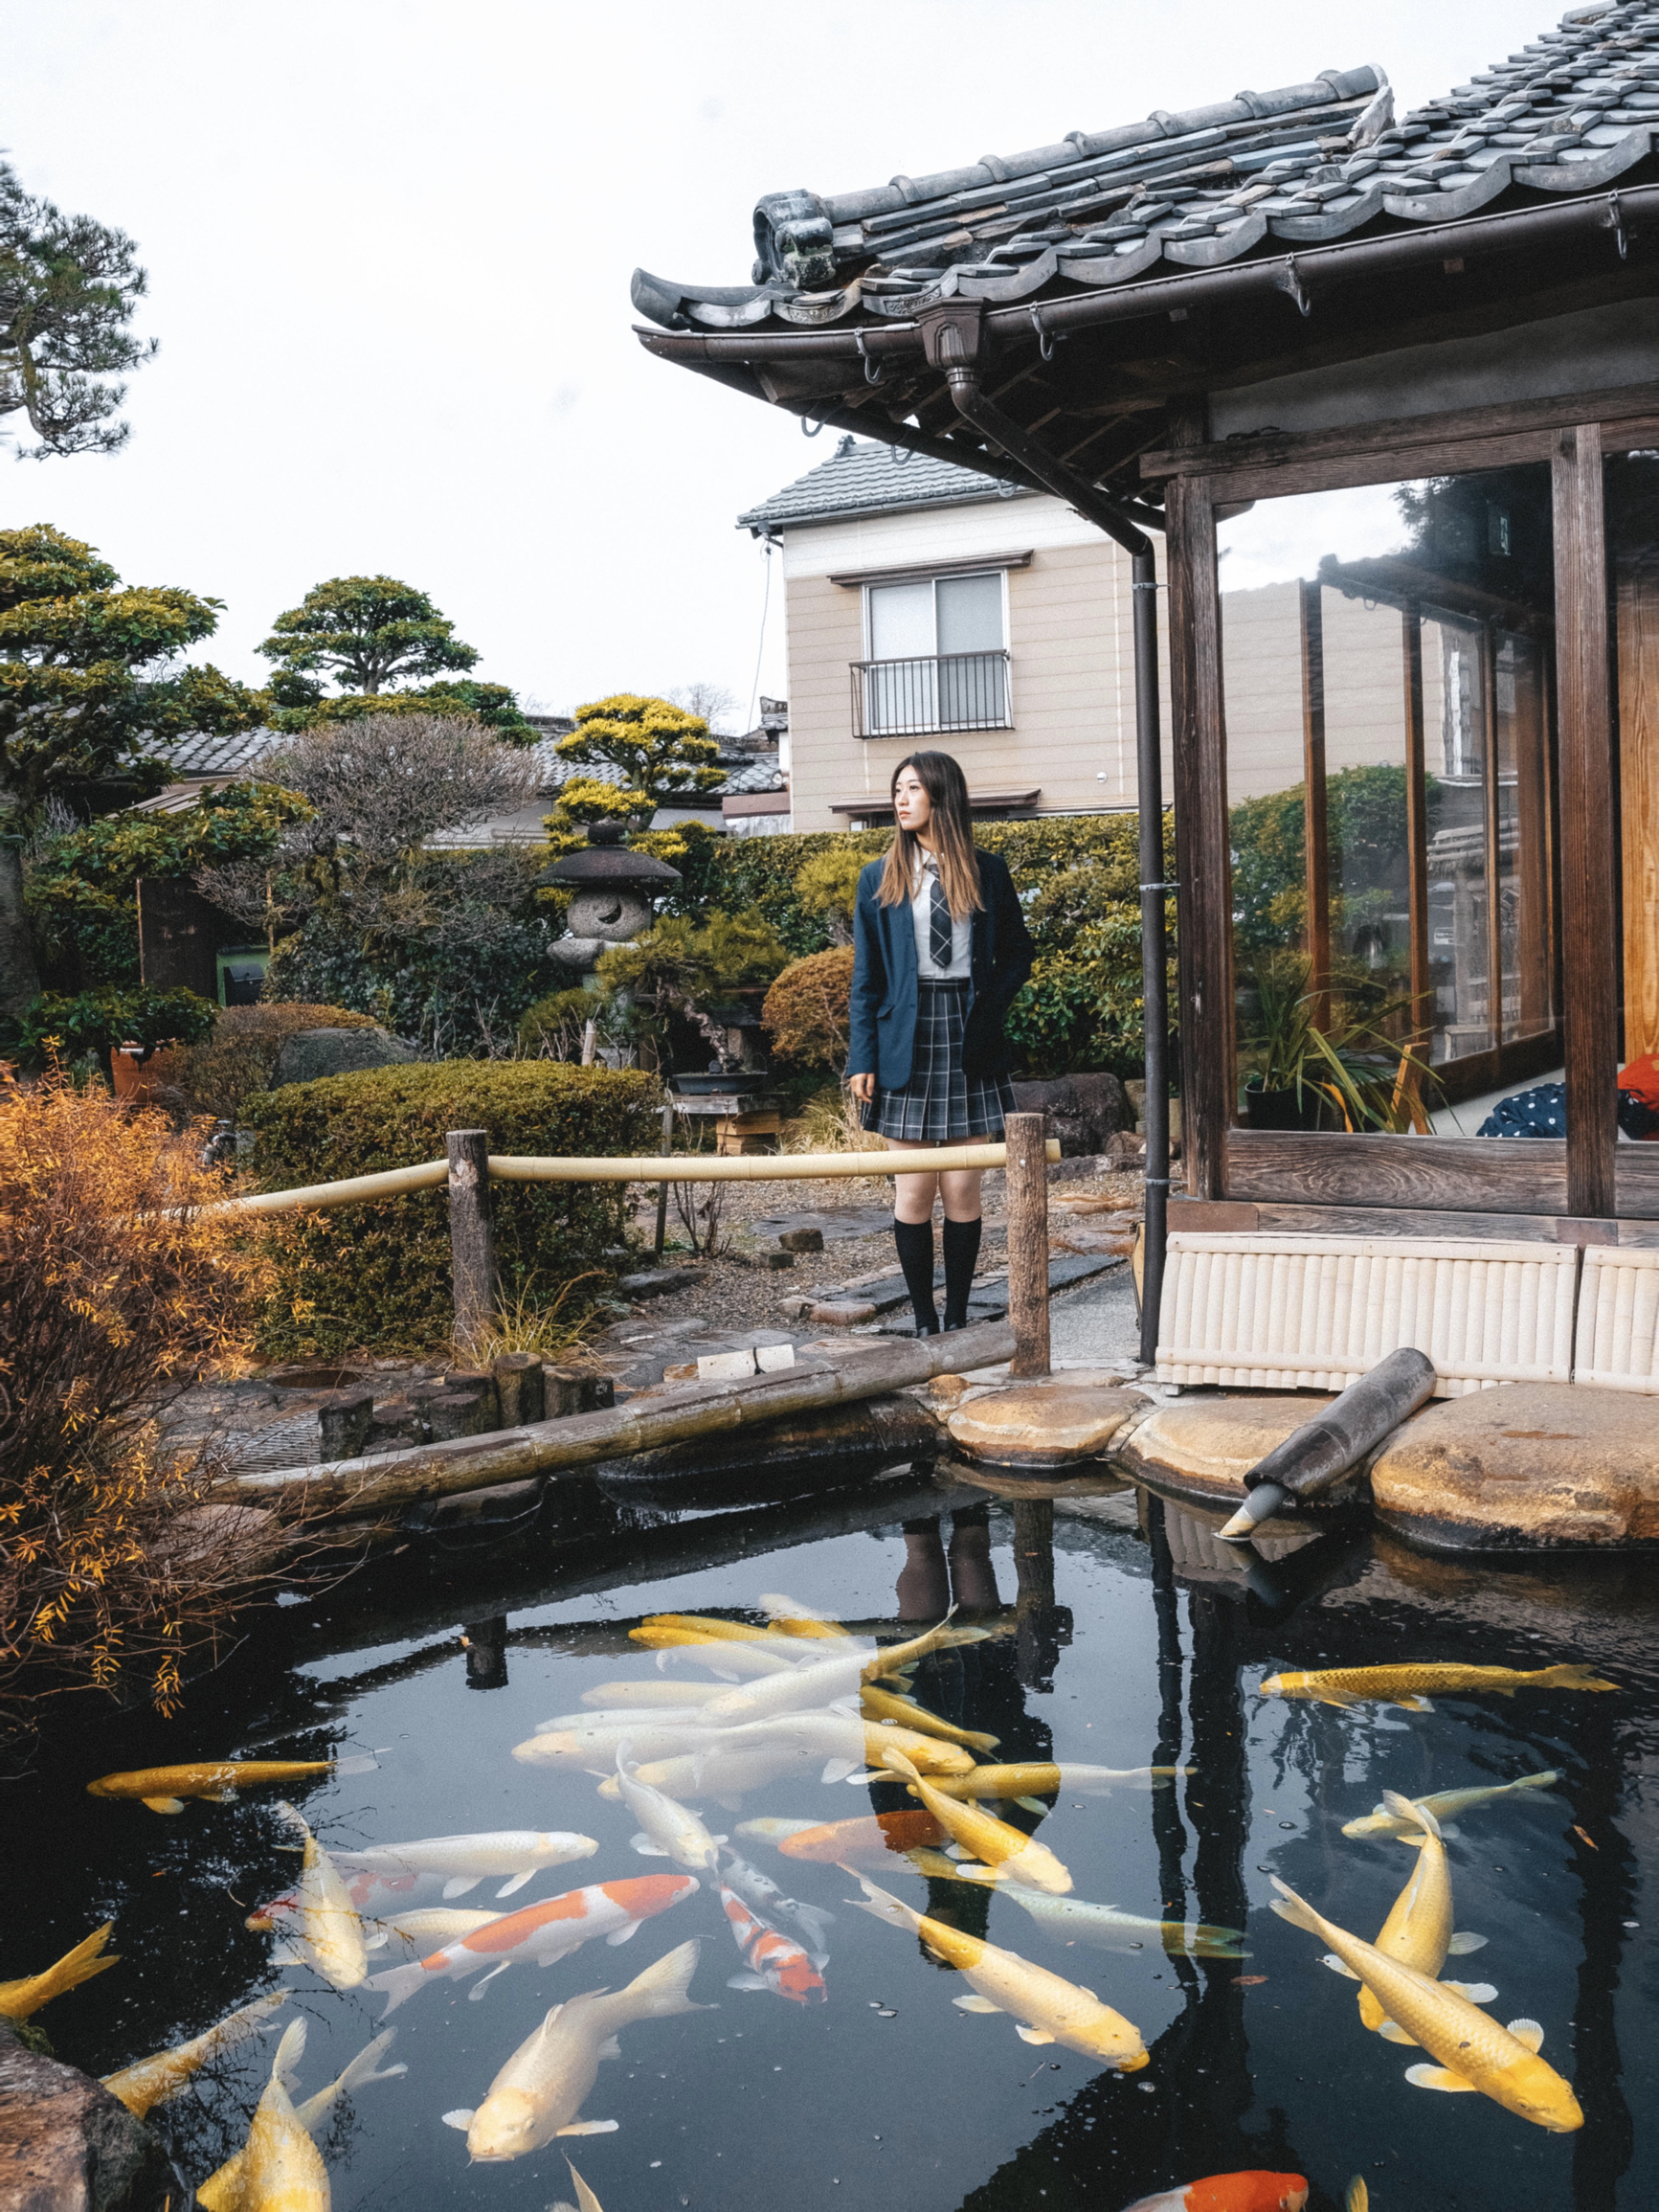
[854,330,884,385]
[1029,306,1058,363]
[1276,256,1312,317]
[800,414,826,437]
[1607,190,1631,261]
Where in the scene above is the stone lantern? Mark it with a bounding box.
[539,821,681,982]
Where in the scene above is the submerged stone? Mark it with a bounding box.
[946,1375,1144,1468]
[0,2026,180,2210]
[1369,1381,1659,1552]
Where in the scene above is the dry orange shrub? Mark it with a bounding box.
[0,1063,280,1714]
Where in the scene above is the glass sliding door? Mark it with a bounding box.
[860,571,1009,736]
[1217,463,1558,1129]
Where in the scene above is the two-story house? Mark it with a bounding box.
[738,436,1170,831]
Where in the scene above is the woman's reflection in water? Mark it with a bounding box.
[876,1504,1054,1958]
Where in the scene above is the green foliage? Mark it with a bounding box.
[550,694,726,826]
[0,525,266,819]
[26,781,309,983]
[595,908,789,1069]
[242,1060,661,1358]
[161,1001,378,1119]
[1231,761,1423,957]
[1238,949,1433,1133]
[259,575,483,705]
[761,947,855,1071]
[792,847,863,945]
[517,985,607,1061]
[7,984,216,1063]
[281,679,532,738]
[0,157,156,459]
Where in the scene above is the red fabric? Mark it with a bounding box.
[1619,1052,1659,1108]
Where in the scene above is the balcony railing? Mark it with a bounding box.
[850,649,1012,738]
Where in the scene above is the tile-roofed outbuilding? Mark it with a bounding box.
[737,434,1020,533]
[636,6,1659,331]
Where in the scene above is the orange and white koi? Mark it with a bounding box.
[718,1880,825,2003]
[1119,2175,1309,2212]
[366,1875,700,2016]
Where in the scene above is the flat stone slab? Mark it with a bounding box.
[947,1376,1145,1468]
[1370,1382,1659,1553]
[1119,1391,1360,1518]
[617,1267,708,1299]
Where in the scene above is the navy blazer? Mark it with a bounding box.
[847,848,1035,1092]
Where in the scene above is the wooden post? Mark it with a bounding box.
[318,1388,374,1461]
[446,1129,499,1345]
[493,1352,545,1428]
[1004,1110,1050,1377]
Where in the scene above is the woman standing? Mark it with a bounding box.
[847,752,1035,1336]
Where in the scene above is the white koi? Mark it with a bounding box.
[328,1829,596,1900]
[615,1750,724,1870]
[1341,1770,1560,1840]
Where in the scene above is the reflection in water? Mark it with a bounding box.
[460,1614,508,1690]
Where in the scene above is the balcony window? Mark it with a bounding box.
[854,570,1010,736]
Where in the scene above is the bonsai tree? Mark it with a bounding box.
[596,909,789,1072]
[761,947,855,1070]
[550,694,727,829]
[258,575,531,737]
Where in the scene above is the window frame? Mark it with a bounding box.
[854,565,1014,739]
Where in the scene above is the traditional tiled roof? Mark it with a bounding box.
[738,434,1020,531]
[157,729,277,779]
[634,5,1659,331]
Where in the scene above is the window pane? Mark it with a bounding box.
[935,573,1003,652]
[868,580,934,658]
[1218,465,1557,1129]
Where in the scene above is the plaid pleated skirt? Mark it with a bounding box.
[862,980,1016,1142]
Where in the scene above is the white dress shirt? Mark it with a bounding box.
[911,850,972,979]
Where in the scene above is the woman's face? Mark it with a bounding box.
[893,766,932,836]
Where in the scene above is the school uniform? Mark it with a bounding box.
[848,846,1035,1140]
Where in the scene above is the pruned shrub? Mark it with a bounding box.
[0,1066,278,1713]
[762,947,855,1071]
[241,1060,661,1358]
[159,1001,381,1118]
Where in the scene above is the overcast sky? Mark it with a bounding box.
[8,0,1541,728]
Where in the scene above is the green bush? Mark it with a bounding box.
[241,1060,661,1358]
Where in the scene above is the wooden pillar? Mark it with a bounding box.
[1554,424,1619,1216]
[1004,1110,1050,1377]
[1402,608,1433,1056]
[1299,579,1331,1015]
[1513,636,1555,1036]
[1166,469,1231,1199]
[446,1128,499,1346]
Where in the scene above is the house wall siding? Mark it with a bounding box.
[779,492,1173,831]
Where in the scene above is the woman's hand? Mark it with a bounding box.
[847,1072,876,1104]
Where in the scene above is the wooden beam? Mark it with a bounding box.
[1166,457,1230,1201]
[1223,1130,1569,1213]
[1554,421,1619,1216]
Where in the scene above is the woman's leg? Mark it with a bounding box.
[947,1503,1000,1612]
[889,1140,940,1335]
[939,1165,983,1329]
[897,1516,950,1622]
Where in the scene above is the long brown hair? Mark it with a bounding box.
[876,751,982,918]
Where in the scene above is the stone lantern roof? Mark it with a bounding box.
[536,821,682,888]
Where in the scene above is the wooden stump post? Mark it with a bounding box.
[1004,1110,1050,1377]
[446,1129,498,1348]
[654,1098,673,1256]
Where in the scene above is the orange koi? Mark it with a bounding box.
[1120,2178,1309,2212]
[718,1881,825,2003]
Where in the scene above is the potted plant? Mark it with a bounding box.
[1239,952,1435,1133]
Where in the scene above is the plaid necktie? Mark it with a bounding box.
[929,867,953,971]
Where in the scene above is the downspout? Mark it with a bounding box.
[918,303,1170,1366]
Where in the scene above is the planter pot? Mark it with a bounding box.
[1242,1083,1328,1132]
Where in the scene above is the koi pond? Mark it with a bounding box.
[10,1461,1657,2212]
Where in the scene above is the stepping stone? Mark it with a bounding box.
[1119,1392,1353,1516]
[617,1267,707,1298]
[1369,1382,1659,1552]
[946,1375,1146,1468]
[809,1299,879,1326]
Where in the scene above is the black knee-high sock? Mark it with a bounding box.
[892,1217,938,1335]
[941,1214,982,1328]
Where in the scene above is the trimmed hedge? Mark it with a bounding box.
[242,1060,661,1358]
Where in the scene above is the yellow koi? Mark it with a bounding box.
[850,1875,1146,2068]
[101,1992,283,2116]
[859,1684,998,1752]
[86,1759,337,1815]
[864,1613,990,1681]
[1321,1795,1491,2030]
[904,1761,1182,1802]
[881,1750,1072,1894]
[0,1924,118,2020]
[1270,1876,1581,2131]
[632,1614,792,1645]
[273,1801,368,1991]
[1341,1771,1559,1840]
[1261,1662,1615,1713]
[564,2157,605,2212]
[197,2025,404,2211]
[758,1593,851,1637]
[234,2020,330,2211]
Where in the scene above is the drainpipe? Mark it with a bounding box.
[918,303,1170,1367]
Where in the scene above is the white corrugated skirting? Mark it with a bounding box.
[1155,1233,1581,1396]
[1572,1247,1659,1391]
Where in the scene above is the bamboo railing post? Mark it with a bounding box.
[654,1097,673,1257]
[1004,1110,1051,1378]
[446,1129,498,1346]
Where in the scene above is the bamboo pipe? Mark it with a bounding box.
[221,1140,1062,1217]
[218,1316,1019,1522]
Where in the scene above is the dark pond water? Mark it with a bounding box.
[9,1461,1657,2212]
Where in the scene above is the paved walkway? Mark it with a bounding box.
[1050,1261,1143,1368]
